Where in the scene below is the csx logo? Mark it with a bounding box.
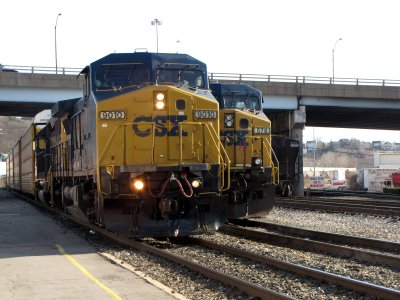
[132,115,188,137]
[221,130,249,146]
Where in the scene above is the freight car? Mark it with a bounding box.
[209,83,278,217]
[8,52,230,237]
[271,135,300,196]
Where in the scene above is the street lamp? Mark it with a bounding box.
[55,13,62,74]
[151,18,162,53]
[332,37,342,83]
[313,127,316,176]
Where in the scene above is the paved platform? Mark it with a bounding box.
[0,189,178,300]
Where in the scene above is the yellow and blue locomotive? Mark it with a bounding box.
[210,83,278,218]
[7,52,279,237]
[22,52,231,237]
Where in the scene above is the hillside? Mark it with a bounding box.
[0,116,33,154]
[303,139,374,168]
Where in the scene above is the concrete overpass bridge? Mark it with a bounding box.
[0,65,83,116]
[210,72,400,132]
[2,65,400,132]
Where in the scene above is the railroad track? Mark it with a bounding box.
[310,190,400,201]
[11,192,291,299]
[12,191,400,299]
[183,236,400,299]
[216,219,400,299]
[275,196,400,216]
[229,219,400,253]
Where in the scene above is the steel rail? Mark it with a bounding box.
[290,194,400,207]
[309,190,400,200]
[279,196,400,207]
[186,237,400,300]
[308,198,400,208]
[10,192,292,300]
[221,225,400,267]
[229,219,400,252]
[275,199,400,217]
[276,198,400,210]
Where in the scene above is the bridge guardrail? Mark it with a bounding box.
[0,65,82,75]
[2,64,400,87]
[209,73,400,87]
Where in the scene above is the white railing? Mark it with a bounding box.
[209,73,400,87]
[0,64,82,75]
[2,64,400,87]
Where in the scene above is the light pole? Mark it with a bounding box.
[332,38,342,83]
[151,18,162,53]
[313,127,316,176]
[55,13,62,74]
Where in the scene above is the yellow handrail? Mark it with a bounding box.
[244,135,280,184]
[178,122,231,192]
[205,123,231,192]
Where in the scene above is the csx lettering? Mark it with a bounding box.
[220,130,249,146]
[132,115,188,137]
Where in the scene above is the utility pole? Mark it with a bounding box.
[55,13,62,74]
[151,18,162,53]
[332,38,342,83]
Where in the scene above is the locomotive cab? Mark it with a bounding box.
[210,83,278,218]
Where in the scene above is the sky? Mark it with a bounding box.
[1,0,400,143]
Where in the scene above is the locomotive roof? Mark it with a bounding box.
[90,52,207,70]
[209,83,262,98]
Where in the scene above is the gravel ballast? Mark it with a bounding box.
[261,207,400,242]
[48,201,400,299]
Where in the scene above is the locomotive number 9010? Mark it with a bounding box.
[99,111,126,120]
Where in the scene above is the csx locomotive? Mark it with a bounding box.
[6,52,277,237]
[210,83,278,218]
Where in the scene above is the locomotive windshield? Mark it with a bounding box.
[157,63,205,88]
[222,92,261,111]
[95,63,150,91]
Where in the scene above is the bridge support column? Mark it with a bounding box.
[267,106,306,197]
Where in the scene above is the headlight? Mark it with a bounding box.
[252,157,262,166]
[191,179,201,188]
[132,180,144,190]
[155,101,165,109]
[154,92,166,110]
[156,93,165,101]
[224,113,234,128]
